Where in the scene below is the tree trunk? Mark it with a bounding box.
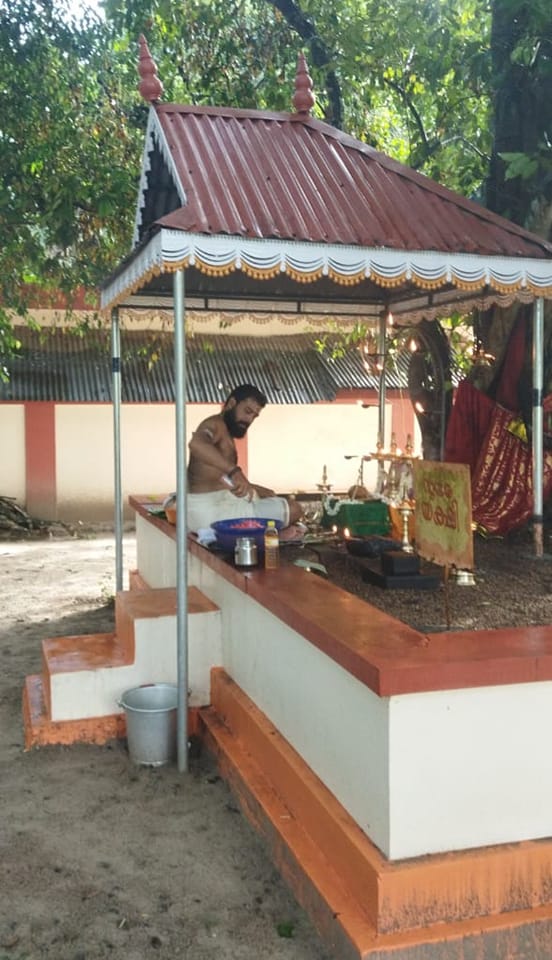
[486,0,552,237]
[476,0,552,423]
[406,320,453,461]
[263,0,343,127]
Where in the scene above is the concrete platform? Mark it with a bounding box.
[201,668,552,960]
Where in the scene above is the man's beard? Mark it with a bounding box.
[223,407,249,438]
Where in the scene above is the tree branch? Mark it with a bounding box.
[441,134,491,162]
[264,0,343,128]
[383,75,431,156]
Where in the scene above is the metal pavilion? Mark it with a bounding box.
[100,39,552,769]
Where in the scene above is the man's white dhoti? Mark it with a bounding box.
[186,489,290,533]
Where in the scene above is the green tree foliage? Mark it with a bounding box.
[105,0,492,198]
[0,0,524,329]
[265,0,492,197]
[477,0,552,417]
[0,0,143,319]
[104,0,297,111]
[487,0,552,236]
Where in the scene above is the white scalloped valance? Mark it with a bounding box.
[101,230,552,313]
[117,290,542,332]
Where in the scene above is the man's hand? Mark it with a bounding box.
[229,468,255,501]
[252,484,276,498]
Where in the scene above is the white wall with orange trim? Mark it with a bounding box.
[4,310,419,519]
[0,404,26,502]
[3,398,418,520]
[251,397,417,493]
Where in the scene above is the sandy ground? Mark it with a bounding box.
[3,523,550,960]
[0,532,333,960]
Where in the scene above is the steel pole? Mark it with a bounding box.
[376,311,387,489]
[111,308,123,592]
[533,297,544,557]
[377,311,387,446]
[173,269,189,772]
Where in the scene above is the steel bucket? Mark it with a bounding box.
[119,683,178,766]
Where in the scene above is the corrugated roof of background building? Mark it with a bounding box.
[0,327,419,404]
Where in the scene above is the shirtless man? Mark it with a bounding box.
[187,383,303,533]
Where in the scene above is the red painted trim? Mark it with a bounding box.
[25,402,57,519]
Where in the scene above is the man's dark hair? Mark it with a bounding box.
[226,384,268,407]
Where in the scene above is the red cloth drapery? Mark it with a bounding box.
[445,380,552,536]
[471,403,552,535]
[444,379,495,475]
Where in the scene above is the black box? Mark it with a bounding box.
[381,551,420,576]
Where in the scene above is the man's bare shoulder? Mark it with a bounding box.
[192,413,224,441]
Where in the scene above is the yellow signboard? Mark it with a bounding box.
[412,461,473,570]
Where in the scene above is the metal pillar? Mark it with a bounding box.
[377,310,387,446]
[173,269,189,772]
[376,311,387,489]
[532,297,544,557]
[111,308,123,592]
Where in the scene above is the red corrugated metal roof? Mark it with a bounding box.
[151,104,551,261]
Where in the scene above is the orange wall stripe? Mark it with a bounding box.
[25,402,57,520]
[235,435,248,476]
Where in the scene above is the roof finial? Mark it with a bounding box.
[292,51,315,116]
[138,34,164,103]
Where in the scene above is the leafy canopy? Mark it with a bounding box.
[1,0,549,336]
[0,0,143,312]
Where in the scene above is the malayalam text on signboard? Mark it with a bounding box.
[412,460,473,570]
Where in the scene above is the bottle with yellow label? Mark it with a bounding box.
[264,520,280,569]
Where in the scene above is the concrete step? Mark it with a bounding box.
[23,673,126,750]
[23,673,202,751]
[23,585,222,748]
